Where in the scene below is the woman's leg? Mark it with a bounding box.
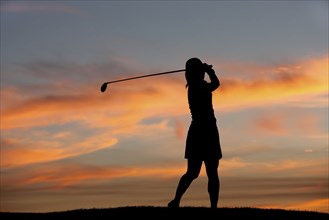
[168,159,202,207]
[204,159,220,208]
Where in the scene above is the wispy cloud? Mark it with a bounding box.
[2,161,186,191]
[1,56,327,169]
[1,133,118,168]
[250,112,323,136]
[220,156,328,177]
[214,56,328,110]
[2,56,327,129]
[174,118,186,140]
[2,161,327,212]
[253,113,286,135]
[3,151,326,192]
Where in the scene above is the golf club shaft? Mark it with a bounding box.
[104,69,185,85]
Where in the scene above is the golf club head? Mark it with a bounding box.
[100,83,108,92]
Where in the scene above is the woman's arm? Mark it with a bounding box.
[204,64,220,92]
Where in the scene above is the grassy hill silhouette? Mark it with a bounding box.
[1,206,328,220]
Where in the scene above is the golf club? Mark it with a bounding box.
[100,69,185,92]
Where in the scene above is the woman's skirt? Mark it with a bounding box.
[185,120,222,160]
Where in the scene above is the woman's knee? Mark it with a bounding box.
[185,170,199,180]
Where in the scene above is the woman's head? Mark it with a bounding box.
[185,57,205,86]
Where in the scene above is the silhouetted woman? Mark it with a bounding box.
[168,57,222,208]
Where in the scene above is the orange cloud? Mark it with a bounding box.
[2,56,327,130]
[2,156,280,191]
[296,115,320,134]
[1,78,186,130]
[259,158,328,176]
[214,56,328,110]
[249,111,324,137]
[3,162,187,190]
[1,134,118,168]
[3,158,327,214]
[1,56,327,168]
[219,155,328,177]
[174,118,186,140]
[2,148,64,168]
[253,113,286,135]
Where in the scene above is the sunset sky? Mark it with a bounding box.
[1,0,328,213]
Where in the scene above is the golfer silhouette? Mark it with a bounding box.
[168,57,222,209]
